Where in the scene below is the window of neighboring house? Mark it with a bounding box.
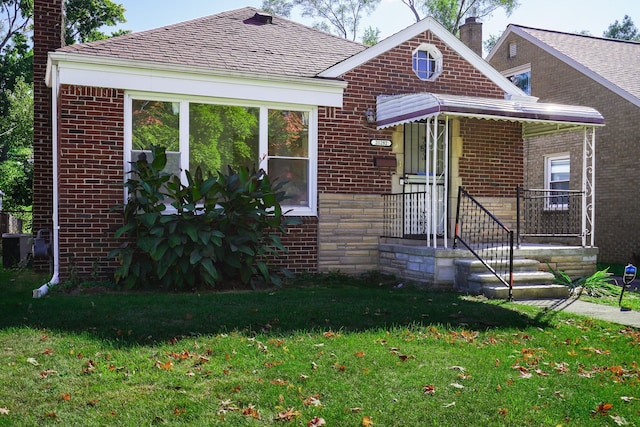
[545,155,570,210]
[412,44,443,81]
[503,64,531,95]
[128,96,316,215]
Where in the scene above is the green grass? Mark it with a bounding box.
[1,269,639,426]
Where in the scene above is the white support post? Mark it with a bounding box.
[582,126,596,247]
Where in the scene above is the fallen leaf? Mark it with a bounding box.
[155,360,173,370]
[423,385,436,395]
[307,416,326,426]
[354,351,365,358]
[275,408,301,421]
[362,415,374,426]
[442,402,456,408]
[448,365,465,372]
[592,402,613,417]
[610,414,630,426]
[60,393,71,401]
[620,396,637,402]
[498,407,508,416]
[0,407,9,415]
[450,383,464,389]
[26,357,39,366]
[349,407,363,413]
[242,405,260,419]
[173,408,186,415]
[45,411,57,418]
[303,395,322,407]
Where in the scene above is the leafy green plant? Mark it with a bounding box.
[110,146,293,290]
[547,264,615,297]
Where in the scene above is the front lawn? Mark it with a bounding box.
[1,269,639,425]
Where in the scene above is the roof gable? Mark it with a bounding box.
[487,25,640,108]
[319,16,530,99]
[55,7,366,79]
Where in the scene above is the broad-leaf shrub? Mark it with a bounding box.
[110,146,293,290]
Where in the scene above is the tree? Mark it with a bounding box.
[0,77,33,211]
[64,0,127,44]
[361,25,379,45]
[603,15,640,41]
[0,0,128,215]
[262,0,381,41]
[261,0,294,17]
[403,0,518,35]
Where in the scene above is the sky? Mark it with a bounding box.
[108,0,640,55]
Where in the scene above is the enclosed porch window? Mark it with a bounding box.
[127,95,316,215]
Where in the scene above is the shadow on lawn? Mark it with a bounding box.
[1,271,550,346]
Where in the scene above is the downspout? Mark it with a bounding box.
[33,62,60,298]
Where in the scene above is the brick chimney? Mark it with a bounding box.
[459,17,482,57]
[33,0,64,270]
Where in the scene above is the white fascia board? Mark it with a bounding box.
[319,17,533,101]
[494,26,640,109]
[48,53,347,107]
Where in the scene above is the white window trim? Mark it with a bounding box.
[544,153,570,211]
[412,43,443,81]
[124,92,318,216]
[502,64,531,95]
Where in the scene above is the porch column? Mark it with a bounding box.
[582,126,596,247]
[425,116,449,248]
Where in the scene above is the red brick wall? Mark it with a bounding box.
[318,30,507,195]
[271,217,318,273]
[57,85,125,279]
[33,0,64,271]
[458,118,524,196]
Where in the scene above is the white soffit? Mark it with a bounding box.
[48,53,347,107]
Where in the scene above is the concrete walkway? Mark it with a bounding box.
[515,297,640,328]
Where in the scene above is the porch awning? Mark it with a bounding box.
[376,93,605,137]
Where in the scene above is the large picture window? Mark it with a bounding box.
[128,95,316,215]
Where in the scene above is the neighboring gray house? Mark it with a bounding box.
[488,25,640,269]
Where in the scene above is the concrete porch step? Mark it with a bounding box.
[454,257,541,273]
[483,283,570,299]
[467,270,568,299]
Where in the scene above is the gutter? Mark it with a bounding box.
[33,63,60,298]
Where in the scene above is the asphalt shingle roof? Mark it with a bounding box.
[56,7,366,78]
[514,26,640,101]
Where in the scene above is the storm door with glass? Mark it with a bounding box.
[403,120,447,238]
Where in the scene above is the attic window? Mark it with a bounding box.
[412,44,443,81]
[508,42,517,58]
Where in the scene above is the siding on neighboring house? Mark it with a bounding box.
[489,31,640,264]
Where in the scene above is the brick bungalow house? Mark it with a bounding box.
[487,26,640,269]
[32,1,604,296]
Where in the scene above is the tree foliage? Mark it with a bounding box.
[261,0,381,41]
[0,0,128,214]
[603,15,639,41]
[64,0,127,44]
[0,77,33,211]
[402,0,518,35]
